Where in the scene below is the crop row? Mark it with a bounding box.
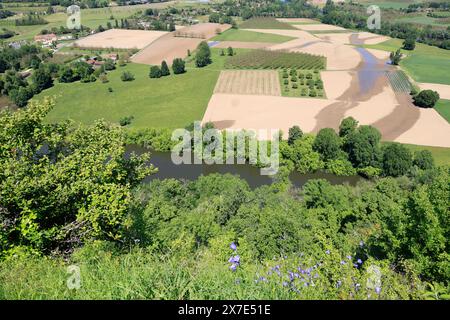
[225,49,326,70]
[386,70,412,93]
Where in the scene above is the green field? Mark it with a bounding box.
[396,15,450,27]
[239,17,296,30]
[211,28,295,43]
[0,4,170,41]
[363,39,450,85]
[401,143,450,167]
[38,49,231,129]
[351,0,423,10]
[435,99,450,124]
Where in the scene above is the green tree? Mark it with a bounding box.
[287,125,303,145]
[382,143,412,177]
[403,37,416,50]
[172,58,185,74]
[413,150,434,170]
[103,59,115,71]
[413,90,440,108]
[339,116,358,137]
[121,71,135,81]
[227,46,234,56]
[344,125,382,168]
[0,98,152,255]
[149,65,162,78]
[8,86,33,108]
[195,41,212,68]
[390,49,402,65]
[160,60,170,76]
[313,128,341,161]
[31,67,53,94]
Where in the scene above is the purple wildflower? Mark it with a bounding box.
[359,241,364,247]
[340,260,346,265]
[229,264,237,272]
[375,287,381,295]
[357,259,362,264]
[336,280,342,288]
[346,255,352,260]
[230,242,237,251]
[325,250,330,254]
[282,281,288,287]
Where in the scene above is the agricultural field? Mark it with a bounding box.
[396,14,450,27]
[38,48,233,129]
[213,70,281,96]
[349,0,423,9]
[435,99,450,124]
[363,38,450,85]
[225,49,326,70]
[211,28,295,43]
[279,69,325,98]
[386,70,412,93]
[239,17,297,30]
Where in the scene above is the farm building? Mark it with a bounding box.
[34,33,57,46]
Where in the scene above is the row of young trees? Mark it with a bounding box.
[149,59,185,78]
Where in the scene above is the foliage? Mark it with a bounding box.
[313,128,341,161]
[195,41,212,68]
[160,61,170,77]
[149,65,162,79]
[382,143,413,177]
[120,71,134,82]
[172,58,186,75]
[390,49,402,65]
[413,90,440,108]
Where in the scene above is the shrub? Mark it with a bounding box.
[313,128,341,161]
[288,125,303,145]
[160,61,170,76]
[121,71,135,81]
[284,79,289,85]
[413,90,440,108]
[172,58,186,74]
[292,83,298,89]
[339,117,358,137]
[119,116,134,126]
[309,89,317,97]
[149,66,162,78]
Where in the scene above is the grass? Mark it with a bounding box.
[396,15,450,27]
[351,0,423,10]
[400,143,450,167]
[38,49,232,129]
[435,99,450,124]
[211,28,295,43]
[239,17,296,30]
[362,38,450,85]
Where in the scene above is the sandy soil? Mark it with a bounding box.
[354,32,390,45]
[203,93,336,134]
[276,18,320,24]
[293,24,347,31]
[395,107,450,147]
[316,32,389,45]
[74,29,167,49]
[316,33,353,44]
[174,23,231,39]
[365,48,390,60]
[214,70,281,96]
[321,71,354,99]
[213,41,276,49]
[418,83,450,100]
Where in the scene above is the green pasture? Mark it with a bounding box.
[211,28,295,43]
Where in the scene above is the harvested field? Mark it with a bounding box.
[132,23,231,65]
[225,49,326,70]
[214,70,281,96]
[213,41,276,49]
[174,23,231,39]
[276,18,320,24]
[293,24,347,31]
[320,71,354,100]
[239,17,296,30]
[316,32,389,45]
[245,29,319,41]
[74,29,167,49]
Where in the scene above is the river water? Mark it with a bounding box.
[126,145,363,189]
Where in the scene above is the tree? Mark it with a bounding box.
[149,65,162,78]
[344,125,382,168]
[121,71,135,81]
[413,150,434,170]
[413,90,440,108]
[0,99,152,254]
[195,41,212,68]
[339,116,358,137]
[172,58,185,74]
[59,66,75,83]
[287,125,303,145]
[227,46,234,56]
[382,143,412,177]
[31,67,53,93]
[403,37,416,50]
[390,49,402,65]
[9,86,33,108]
[103,59,115,71]
[313,128,341,161]
[160,61,170,76]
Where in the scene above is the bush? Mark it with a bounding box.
[149,65,162,78]
[160,61,170,76]
[121,71,135,81]
[284,79,289,85]
[292,83,298,89]
[288,125,303,145]
[339,117,358,137]
[309,89,317,97]
[119,116,134,126]
[403,37,416,50]
[413,90,440,108]
[195,41,212,68]
[313,128,341,161]
[172,58,186,74]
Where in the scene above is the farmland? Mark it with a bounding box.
[211,28,295,43]
[214,70,281,96]
[279,69,325,98]
[239,17,297,30]
[363,38,450,85]
[386,70,413,93]
[435,99,450,124]
[39,48,232,129]
[225,49,326,70]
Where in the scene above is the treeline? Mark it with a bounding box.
[406,1,450,12]
[321,1,450,50]
[15,14,48,26]
[0,10,15,20]
[0,100,448,299]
